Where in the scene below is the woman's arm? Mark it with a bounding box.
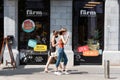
[51,36,57,47]
[61,35,69,45]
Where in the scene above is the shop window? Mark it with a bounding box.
[73,0,104,65]
[0,0,4,50]
[18,0,50,65]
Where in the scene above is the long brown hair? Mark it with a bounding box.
[59,28,67,35]
[53,30,59,36]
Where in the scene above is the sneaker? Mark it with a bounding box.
[62,71,69,75]
[54,71,62,75]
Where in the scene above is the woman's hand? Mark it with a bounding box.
[66,32,70,39]
[67,35,69,39]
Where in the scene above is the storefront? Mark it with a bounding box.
[0,0,4,50]
[73,0,104,65]
[18,0,50,65]
[2,0,120,66]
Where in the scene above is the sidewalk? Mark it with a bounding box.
[0,65,120,80]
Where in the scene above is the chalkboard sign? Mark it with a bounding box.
[0,37,16,68]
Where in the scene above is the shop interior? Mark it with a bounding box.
[73,0,104,65]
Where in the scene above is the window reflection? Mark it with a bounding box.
[18,0,50,64]
[18,0,50,50]
[73,1,104,51]
[73,0,104,65]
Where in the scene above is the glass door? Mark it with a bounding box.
[0,0,4,50]
[73,0,104,65]
[18,0,50,65]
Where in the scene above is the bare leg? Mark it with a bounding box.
[44,56,53,72]
[63,65,66,71]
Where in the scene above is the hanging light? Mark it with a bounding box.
[85,4,96,7]
[84,6,93,9]
[88,2,101,4]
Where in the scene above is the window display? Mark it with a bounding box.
[73,0,104,65]
[18,0,50,65]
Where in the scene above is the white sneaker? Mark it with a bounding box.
[54,71,62,75]
[62,71,69,75]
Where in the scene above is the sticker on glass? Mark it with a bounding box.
[22,19,35,33]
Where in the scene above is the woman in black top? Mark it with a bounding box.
[44,30,62,73]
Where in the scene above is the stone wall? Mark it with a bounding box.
[104,0,119,50]
[4,0,18,49]
[51,0,74,66]
[4,0,19,66]
[51,0,72,47]
[103,0,120,66]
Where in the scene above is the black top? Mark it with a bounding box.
[50,39,56,52]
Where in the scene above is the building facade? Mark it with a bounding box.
[0,0,120,66]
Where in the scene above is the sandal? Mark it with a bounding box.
[44,69,48,73]
[44,70,48,73]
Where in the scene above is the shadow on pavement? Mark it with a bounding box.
[109,77,117,79]
[46,69,88,75]
[0,65,49,76]
[68,70,88,74]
